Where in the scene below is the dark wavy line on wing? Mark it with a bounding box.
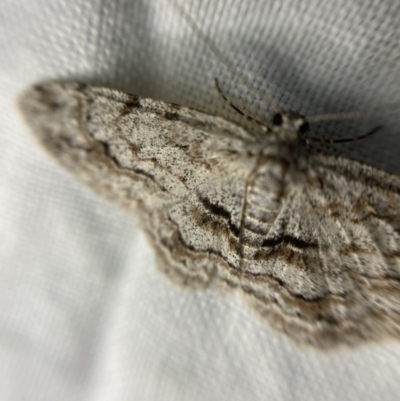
[196,193,241,237]
[261,235,318,249]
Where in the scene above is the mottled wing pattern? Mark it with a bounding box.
[240,152,400,347]
[20,82,400,348]
[19,82,258,287]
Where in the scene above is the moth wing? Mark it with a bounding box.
[19,82,258,288]
[240,152,400,348]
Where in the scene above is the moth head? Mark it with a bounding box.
[272,110,310,141]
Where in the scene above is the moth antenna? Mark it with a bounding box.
[214,78,268,130]
[167,0,284,114]
[304,125,382,145]
[307,101,400,122]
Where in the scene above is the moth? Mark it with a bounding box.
[19,79,400,349]
[19,2,400,349]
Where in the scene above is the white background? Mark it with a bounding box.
[1,0,400,400]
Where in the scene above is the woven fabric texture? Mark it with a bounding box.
[1,1,400,400]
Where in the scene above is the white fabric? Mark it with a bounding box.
[1,1,400,400]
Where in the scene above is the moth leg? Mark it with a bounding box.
[237,150,264,272]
